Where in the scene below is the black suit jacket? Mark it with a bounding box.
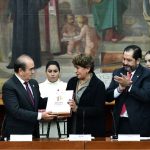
[66,73,106,137]
[107,64,150,136]
[2,75,47,138]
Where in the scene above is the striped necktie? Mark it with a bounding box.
[24,82,35,106]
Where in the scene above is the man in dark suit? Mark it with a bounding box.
[2,54,56,139]
[107,45,150,137]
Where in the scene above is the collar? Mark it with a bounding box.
[15,73,26,85]
[45,79,61,84]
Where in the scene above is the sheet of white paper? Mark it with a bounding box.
[10,134,32,141]
[140,137,150,140]
[69,134,92,141]
[46,90,73,114]
[118,134,140,141]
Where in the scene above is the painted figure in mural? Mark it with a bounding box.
[75,15,100,57]
[91,0,129,42]
[144,50,150,69]
[61,14,81,55]
[143,0,150,34]
[7,0,50,69]
[143,0,150,24]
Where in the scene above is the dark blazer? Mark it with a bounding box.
[66,73,106,137]
[107,64,150,136]
[2,75,47,138]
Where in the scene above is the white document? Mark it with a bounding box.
[69,134,92,141]
[118,134,140,141]
[140,137,150,140]
[46,90,73,115]
[10,134,32,141]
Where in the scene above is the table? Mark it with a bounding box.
[85,138,150,149]
[0,138,150,149]
[0,139,84,149]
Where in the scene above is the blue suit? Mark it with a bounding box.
[107,64,150,136]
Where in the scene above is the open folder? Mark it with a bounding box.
[46,90,73,115]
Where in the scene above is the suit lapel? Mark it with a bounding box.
[132,65,143,84]
[13,75,34,107]
[13,75,35,108]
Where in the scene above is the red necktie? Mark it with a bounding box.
[120,72,132,115]
[24,82,35,105]
[127,72,132,79]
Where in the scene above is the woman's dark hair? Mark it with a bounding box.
[72,54,94,73]
[123,45,142,60]
[45,60,60,72]
[145,50,150,56]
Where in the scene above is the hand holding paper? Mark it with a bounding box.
[41,111,57,121]
[68,99,78,112]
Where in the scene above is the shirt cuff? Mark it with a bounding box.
[114,88,121,98]
[128,85,132,92]
[38,112,42,120]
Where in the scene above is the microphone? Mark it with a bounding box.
[111,111,118,139]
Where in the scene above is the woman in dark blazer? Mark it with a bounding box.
[67,54,106,137]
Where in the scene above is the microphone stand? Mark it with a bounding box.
[111,111,118,139]
[83,110,85,134]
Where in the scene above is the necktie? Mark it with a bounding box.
[127,72,132,79]
[24,82,35,105]
[120,72,132,115]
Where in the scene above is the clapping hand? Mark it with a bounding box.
[114,73,132,91]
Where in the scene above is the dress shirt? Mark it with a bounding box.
[39,79,67,98]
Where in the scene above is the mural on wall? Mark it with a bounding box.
[0,0,150,71]
[61,14,81,55]
[59,0,101,57]
[91,0,128,42]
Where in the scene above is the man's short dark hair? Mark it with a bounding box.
[14,54,31,73]
[14,59,26,73]
[123,45,142,60]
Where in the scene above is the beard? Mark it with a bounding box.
[123,64,137,72]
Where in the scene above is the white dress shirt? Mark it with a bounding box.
[39,79,67,98]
